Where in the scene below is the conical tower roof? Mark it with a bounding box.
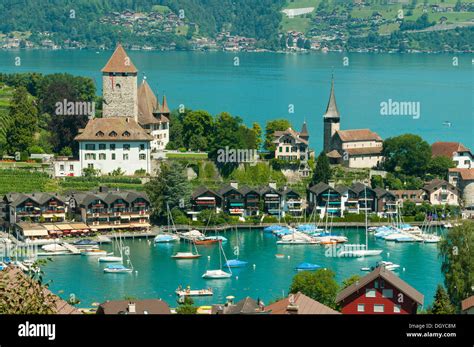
[324,76,340,118]
[300,121,309,136]
[137,78,158,124]
[160,95,170,114]
[101,43,138,73]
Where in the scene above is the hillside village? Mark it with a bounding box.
[0,1,473,52]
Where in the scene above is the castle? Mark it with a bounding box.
[323,76,383,169]
[73,44,170,176]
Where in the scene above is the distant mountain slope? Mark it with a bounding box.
[0,0,285,48]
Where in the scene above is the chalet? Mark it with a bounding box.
[273,123,311,177]
[373,188,397,216]
[266,292,340,315]
[448,168,474,208]
[307,182,343,217]
[280,188,304,217]
[351,182,377,213]
[336,266,424,314]
[422,179,459,206]
[67,187,151,232]
[260,185,282,216]
[190,186,222,215]
[240,186,261,216]
[3,193,66,225]
[218,184,245,216]
[431,142,473,169]
[97,299,170,314]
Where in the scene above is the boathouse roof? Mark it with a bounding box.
[335,129,382,142]
[97,299,170,314]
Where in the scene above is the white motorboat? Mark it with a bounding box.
[98,256,123,262]
[41,243,68,252]
[103,264,133,273]
[171,252,201,259]
[179,229,204,241]
[202,269,232,279]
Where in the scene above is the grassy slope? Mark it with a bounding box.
[0,86,14,145]
[281,0,474,34]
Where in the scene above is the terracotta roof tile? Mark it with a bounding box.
[267,292,340,314]
[461,295,474,311]
[449,168,474,180]
[75,117,153,141]
[432,142,471,158]
[336,129,382,142]
[101,44,138,73]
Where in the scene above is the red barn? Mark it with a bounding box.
[336,266,424,314]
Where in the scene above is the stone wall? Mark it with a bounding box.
[102,73,138,119]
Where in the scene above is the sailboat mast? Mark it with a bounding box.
[364,186,368,250]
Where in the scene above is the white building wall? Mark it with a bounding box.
[150,123,169,151]
[79,141,151,175]
[347,155,383,169]
[453,152,473,169]
[53,160,82,177]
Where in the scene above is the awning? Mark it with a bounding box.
[56,224,73,231]
[42,224,60,231]
[130,223,151,228]
[69,222,90,230]
[21,226,49,237]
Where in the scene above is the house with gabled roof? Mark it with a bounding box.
[336,266,424,314]
[267,292,340,314]
[448,168,474,208]
[431,141,473,169]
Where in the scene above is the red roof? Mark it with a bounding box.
[431,142,471,158]
[101,44,138,73]
[266,292,340,314]
[461,295,474,311]
[449,168,474,181]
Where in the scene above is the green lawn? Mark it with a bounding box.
[167,152,208,160]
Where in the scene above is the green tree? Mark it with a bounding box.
[289,269,339,309]
[341,275,361,289]
[427,156,455,179]
[311,151,331,185]
[371,175,384,189]
[5,87,38,155]
[427,284,456,314]
[438,221,474,309]
[264,119,291,152]
[182,110,214,151]
[382,134,431,177]
[252,122,262,150]
[176,296,197,314]
[145,161,191,222]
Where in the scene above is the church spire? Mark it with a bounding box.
[323,75,340,118]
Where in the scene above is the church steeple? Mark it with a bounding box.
[323,75,340,153]
[323,75,340,119]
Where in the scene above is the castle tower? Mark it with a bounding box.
[323,76,340,153]
[101,44,138,120]
[300,120,309,142]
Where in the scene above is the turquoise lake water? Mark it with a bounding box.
[0,50,472,152]
[41,228,443,308]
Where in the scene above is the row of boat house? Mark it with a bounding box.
[0,187,151,239]
[189,179,460,219]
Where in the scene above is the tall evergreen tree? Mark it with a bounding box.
[428,284,456,314]
[311,151,331,185]
[5,86,38,155]
[145,161,191,222]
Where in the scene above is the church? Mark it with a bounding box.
[74,44,170,175]
[323,77,384,169]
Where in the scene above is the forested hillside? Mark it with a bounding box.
[0,0,285,49]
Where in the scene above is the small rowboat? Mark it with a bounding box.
[194,238,220,245]
[81,249,108,256]
[171,252,201,259]
[275,254,285,259]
